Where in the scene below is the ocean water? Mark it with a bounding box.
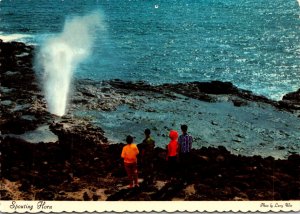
[1,0,300,100]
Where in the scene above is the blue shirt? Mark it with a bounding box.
[178,133,193,153]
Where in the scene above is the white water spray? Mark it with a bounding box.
[36,11,103,116]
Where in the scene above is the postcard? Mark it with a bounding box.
[0,0,299,213]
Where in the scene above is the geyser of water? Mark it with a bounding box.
[36,11,103,116]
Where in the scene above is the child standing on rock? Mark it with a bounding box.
[178,125,193,165]
[178,124,193,180]
[121,135,139,188]
[166,130,179,178]
[139,128,155,185]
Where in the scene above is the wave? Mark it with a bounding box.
[0,33,33,42]
[0,33,57,46]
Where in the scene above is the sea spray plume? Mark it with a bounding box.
[36,12,103,116]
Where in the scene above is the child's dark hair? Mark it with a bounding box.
[144,128,151,136]
[126,135,134,144]
[181,124,188,132]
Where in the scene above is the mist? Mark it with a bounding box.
[36,11,104,116]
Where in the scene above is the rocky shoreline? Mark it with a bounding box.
[0,40,299,200]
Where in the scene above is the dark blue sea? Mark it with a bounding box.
[1,0,300,100]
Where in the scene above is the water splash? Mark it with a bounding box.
[36,11,104,116]
[0,33,32,42]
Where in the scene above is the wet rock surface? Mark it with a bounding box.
[105,79,300,113]
[71,77,300,116]
[0,41,299,200]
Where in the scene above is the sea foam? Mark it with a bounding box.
[0,33,32,42]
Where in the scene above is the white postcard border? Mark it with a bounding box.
[0,200,299,213]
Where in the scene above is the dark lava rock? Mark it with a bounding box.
[35,191,55,200]
[282,88,300,103]
[83,192,90,201]
[92,194,99,201]
[288,154,300,164]
[2,133,300,201]
[0,190,13,200]
[194,81,239,94]
[232,99,248,107]
[278,89,300,111]
[1,118,39,134]
[106,187,142,201]
[107,78,300,113]
[19,180,31,192]
[151,180,185,200]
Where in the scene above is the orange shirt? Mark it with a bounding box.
[121,144,139,163]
